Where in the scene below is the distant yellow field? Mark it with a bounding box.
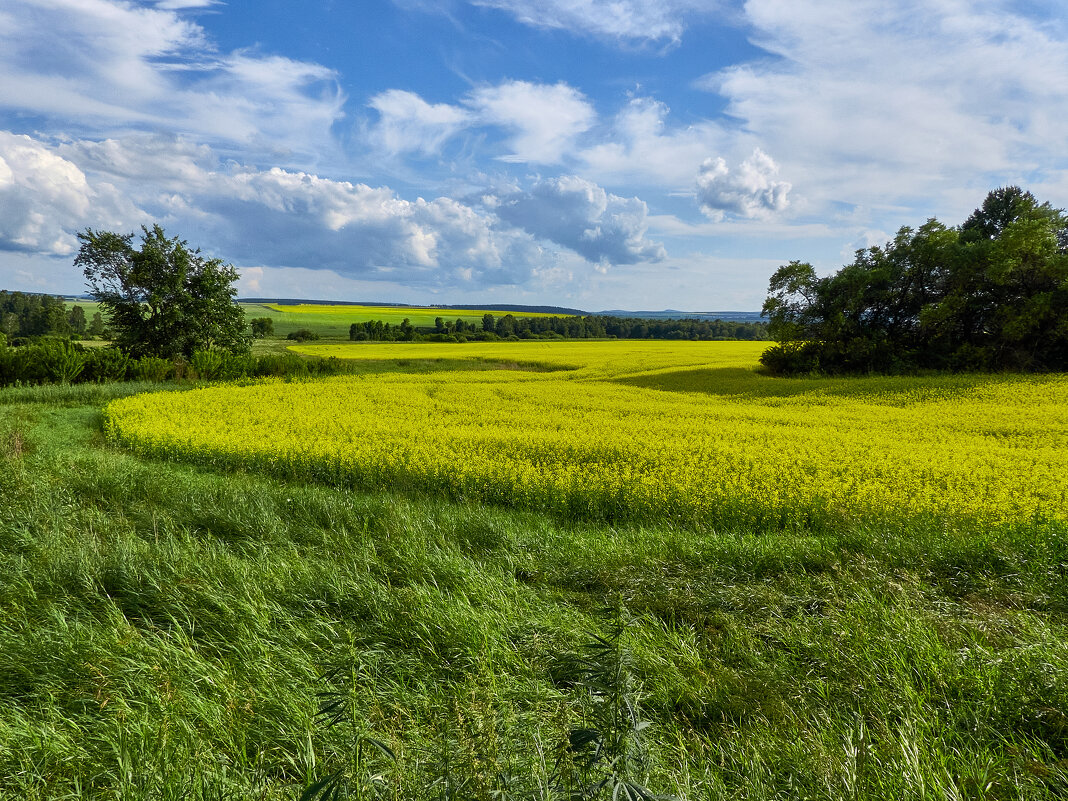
[105,340,1068,530]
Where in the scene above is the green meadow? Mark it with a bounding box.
[249,304,570,338]
[62,302,553,340]
[3,349,1068,799]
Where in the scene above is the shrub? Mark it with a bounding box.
[136,356,173,382]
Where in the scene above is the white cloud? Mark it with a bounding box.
[696,149,791,220]
[579,96,726,188]
[0,0,343,164]
[0,132,648,291]
[364,80,596,164]
[491,175,665,265]
[697,0,1068,214]
[0,131,142,255]
[366,90,472,156]
[467,81,595,164]
[154,0,218,8]
[468,0,719,44]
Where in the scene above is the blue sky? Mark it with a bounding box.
[1,0,1067,311]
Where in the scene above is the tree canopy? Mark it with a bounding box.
[761,187,1068,374]
[77,225,249,359]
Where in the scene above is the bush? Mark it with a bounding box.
[287,329,320,342]
[40,340,88,383]
[83,349,132,383]
[191,350,225,380]
[136,356,173,382]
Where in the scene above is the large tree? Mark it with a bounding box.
[77,225,249,359]
[761,187,1068,374]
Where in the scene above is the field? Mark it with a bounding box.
[4,341,1068,799]
[106,341,1068,531]
[63,302,561,340]
[250,303,571,338]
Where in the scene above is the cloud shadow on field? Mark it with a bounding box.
[612,367,775,398]
[609,367,1044,404]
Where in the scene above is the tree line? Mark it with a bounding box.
[351,313,768,342]
[761,187,1068,374]
[0,290,106,341]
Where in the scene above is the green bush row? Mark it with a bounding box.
[0,338,355,387]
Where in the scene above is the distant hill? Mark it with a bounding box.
[239,299,763,321]
[597,310,765,323]
[239,299,588,316]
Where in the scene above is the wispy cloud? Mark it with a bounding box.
[467,0,720,44]
[0,0,343,165]
[366,90,473,156]
[467,81,596,164]
[697,0,1068,215]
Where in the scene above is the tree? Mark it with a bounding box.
[88,312,105,338]
[76,225,249,359]
[760,187,1068,374]
[250,317,274,338]
[68,306,87,337]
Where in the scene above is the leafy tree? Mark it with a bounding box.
[76,225,249,359]
[68,305,87,336]
[1,312,19,338]
[761,187,1068,374]
[250,317,274,338]
[88,311,106,338]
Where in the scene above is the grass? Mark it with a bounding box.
[3,361,1068,798]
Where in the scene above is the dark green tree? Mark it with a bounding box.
[761,187,1068,374]
[250,317,274,338]
[88,311,105,338]
[68,305,87,336]
[76,225,250,359]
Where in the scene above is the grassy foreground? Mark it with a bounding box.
[3,370,1068,798]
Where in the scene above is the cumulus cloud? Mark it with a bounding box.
[696,149,791,220]
[0,0,343,163]
[490,176,665,265]
[1,132,652,291]
[468,0,718,44]
[196,166,547,286]
[0,132,142,255]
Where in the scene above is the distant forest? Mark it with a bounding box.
[0,291,768,345]
[350,313,769,342]
[0,290,104,341]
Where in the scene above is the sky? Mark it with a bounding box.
[1,0,1067,311]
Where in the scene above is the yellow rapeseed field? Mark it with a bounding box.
[103,341,1068,530]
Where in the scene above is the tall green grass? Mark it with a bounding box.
[2,383,1068,798]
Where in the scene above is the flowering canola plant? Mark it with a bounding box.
[104,341,1068,530]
